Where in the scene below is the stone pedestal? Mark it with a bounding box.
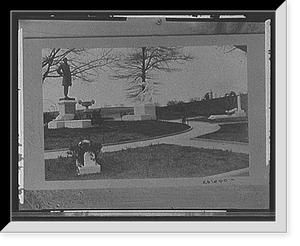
[48,120,65,129]
[48,119,92,129]
[48,99,77,129]
[65,119,92,128]
[233,111,247,117]
[123,103,156,121]
[77,152,101,175]
[48,99,92,129]
[56,99,77,121]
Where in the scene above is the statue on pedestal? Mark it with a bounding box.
[57,58,74,100]
[138,80,154,103]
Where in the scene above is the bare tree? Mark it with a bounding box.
[111,46,193,102]
[42,48,116,83]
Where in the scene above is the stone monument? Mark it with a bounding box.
[233,93,246,117]
[122,81,157,121]
[224,93,246,117]
[74,140,101,175]
[208,93,246,120]
[47,58,93,129]
[48,98,77,129]
[48,99,94,129]
[77,151,101,175]
[56,99,77,121]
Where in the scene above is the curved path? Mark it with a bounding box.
[102,120,219,152]
[44,120,248,159]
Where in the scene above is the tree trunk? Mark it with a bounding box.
[141,47,146,82]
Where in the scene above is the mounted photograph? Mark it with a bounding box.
[14,13,279,226]
[42,45,249,182]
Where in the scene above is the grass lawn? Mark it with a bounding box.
[45,143,249,181]
[196,123,248,143]
[44,120,190,150]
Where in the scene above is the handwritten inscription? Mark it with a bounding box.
[203,178,234,185]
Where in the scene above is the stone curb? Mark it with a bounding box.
[200,167,250,180]
[190,137,249,146]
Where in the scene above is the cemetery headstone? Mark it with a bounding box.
[77,151,101,175]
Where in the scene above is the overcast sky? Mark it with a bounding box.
[43,45,247,112]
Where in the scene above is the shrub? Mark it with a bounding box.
[91,110,103,127]
[67,140,103,167]
[73,111,84,120]
[43,112,57,125]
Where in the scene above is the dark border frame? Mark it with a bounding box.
[9,10,276,227]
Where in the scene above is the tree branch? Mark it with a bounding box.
[42,48,116,83]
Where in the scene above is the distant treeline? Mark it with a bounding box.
[156,94,248,120]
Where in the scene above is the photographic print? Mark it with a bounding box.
[42,45,249,182]
[11,10,286,232]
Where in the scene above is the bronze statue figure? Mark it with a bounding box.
[57,58,74,100]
